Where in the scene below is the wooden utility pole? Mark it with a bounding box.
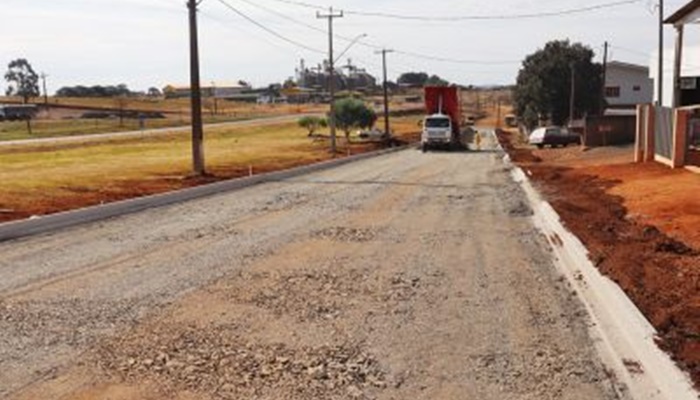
[569,63,576,123]
[600,41,608,114]
[317,7,343,154]
[496,99,502,129]
[188,0,205,176]
[376,49,394,138]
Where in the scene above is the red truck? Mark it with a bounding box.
[421,86,463,152]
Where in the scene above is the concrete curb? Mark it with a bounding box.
[508,161,698,399]
[0,144,414,243]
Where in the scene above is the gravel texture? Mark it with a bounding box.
[1,132,624,399]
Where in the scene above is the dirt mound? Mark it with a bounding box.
[497,129,700,389]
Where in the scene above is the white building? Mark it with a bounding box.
[604,61,653,108]
[649,46,700,107]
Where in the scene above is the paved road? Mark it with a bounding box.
[0,133,623,399]
[0,114,318,147]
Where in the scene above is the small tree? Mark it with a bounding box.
[298,116,327,137]
[333,98,377,142]
[147,87,162,97]
[5,59,40,104]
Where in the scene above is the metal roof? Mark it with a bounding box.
[665,0,700,24]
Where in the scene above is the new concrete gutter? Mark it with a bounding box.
[0,145,412,242]
[504,150,698,399]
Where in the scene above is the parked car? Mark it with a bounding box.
[357,128,386,139]
[529,126,580,148]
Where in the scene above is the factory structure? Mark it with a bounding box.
[295,59,378,93]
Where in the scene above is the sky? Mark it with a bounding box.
[1,0,699,94]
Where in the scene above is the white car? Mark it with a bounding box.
[529,126,580,148]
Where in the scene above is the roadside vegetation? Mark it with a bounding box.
[0,117,421,222]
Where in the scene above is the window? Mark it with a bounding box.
[605,86,620,98]
[633,85,641,92]
[425,117,450,128]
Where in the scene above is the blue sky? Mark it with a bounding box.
[1,0,697,93]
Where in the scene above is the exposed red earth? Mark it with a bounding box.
[497,129,700,389]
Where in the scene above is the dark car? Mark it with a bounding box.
[529,126,580,148]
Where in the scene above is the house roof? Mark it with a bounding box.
[665,0,700,25]
[607,60,648,73]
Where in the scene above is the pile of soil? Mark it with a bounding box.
[496,129,700,389]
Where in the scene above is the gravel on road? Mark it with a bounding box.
[1,134,624,399]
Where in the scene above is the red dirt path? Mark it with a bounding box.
[497,129,700,389]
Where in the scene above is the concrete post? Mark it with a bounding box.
[672,108,688,168]
[644,105,656,162]
[635,104,645,163]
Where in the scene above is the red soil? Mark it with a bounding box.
[496,129,700,389]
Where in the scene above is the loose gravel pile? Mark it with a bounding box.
[99,325,387,400]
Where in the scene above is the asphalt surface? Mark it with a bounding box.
[0,132,624,399]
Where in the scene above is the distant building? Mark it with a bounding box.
[163,81,252,99]
[604,61,653,108]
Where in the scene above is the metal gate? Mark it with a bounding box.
[655,107,673,159]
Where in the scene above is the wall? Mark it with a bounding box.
[583,115,637,147]
[605,65,653,106]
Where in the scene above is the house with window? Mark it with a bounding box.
[604,61,653,109]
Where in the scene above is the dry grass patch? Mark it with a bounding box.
[0,118,420,222]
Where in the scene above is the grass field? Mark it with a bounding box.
[0,96,326,141]
[0,117,421,222]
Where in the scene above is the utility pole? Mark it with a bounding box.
[496,99,502,129]
[317,7,343,154]
[658,0,664,106]
[600,41,608,114]
[40,73,49,105]
[569,63,576,124]
[188,0,205,176]
[376,49,394,138]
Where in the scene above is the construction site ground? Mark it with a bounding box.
[1,135,625,400]
[497,129,700,389]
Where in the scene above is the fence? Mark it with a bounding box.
[636,104,699,168]
[582,115,636,147]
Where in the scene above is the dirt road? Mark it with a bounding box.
[0,114,319,147]
[0,135,623,399]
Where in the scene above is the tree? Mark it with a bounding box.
[147,87,162,97]
[298,116,327,137]
[5,59,40,103]
[397,72,428,87]
[426,75,449,86]
[514,40,603,126]
[332,98,377,142]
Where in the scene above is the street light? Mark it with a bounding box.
[334,33,368,64]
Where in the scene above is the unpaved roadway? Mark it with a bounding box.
[0,133,624,399]
[0,114,319,147]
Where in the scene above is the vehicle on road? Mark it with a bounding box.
[0,104,38,121]
[529,126,580,148]
[421,86,463,152]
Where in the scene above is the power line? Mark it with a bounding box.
[265,0,641,20]
[214,0,324,54]
[240,0,519,65]
[393,50,519,65]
